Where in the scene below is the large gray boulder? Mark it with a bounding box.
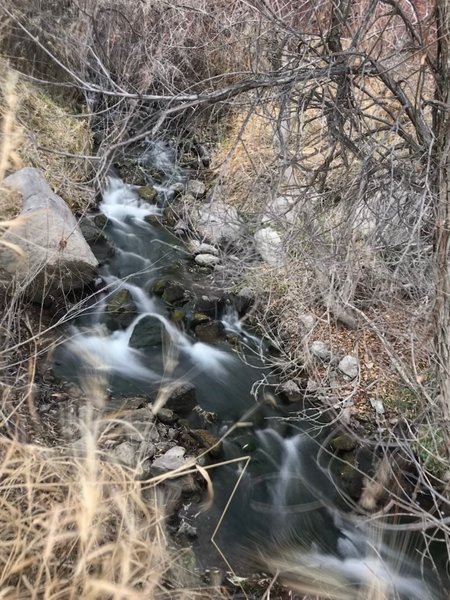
[0,168,97,299]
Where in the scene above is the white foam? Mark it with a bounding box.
[67,326,156,381]
[101,177,161,222]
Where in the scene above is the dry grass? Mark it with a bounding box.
[211,107,278,214]
[15,81,94,213]
[0,419,212,599]
[0,56,93,215]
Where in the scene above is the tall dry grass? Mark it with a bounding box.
[0,61,220,600]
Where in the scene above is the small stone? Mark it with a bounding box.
[157,408,176,424]
[186,179,206,199]
[280,380,303,403]
[162,281,186,304]
[165,383,197,415]
[194,320,225,343]
[329,434,357,453]
[137,186,158,203]
[113,442,137,469]
[195,254,220,267]
[191,313,210,328]
[148,168,164,184]
[299,313,316,332]
[189,429,222,457]
[106,288,137,330]
[173,219,189,236]
[152,279,167,296]
[169,308,186,324]
[93,213,109,229]
[151,446,188,474]
[144,214,160,226]
[370,398,385,415]
[168,427,178,440]
[170,182,185,197]
[190,241,219,256]
[338,355,359,379]
[254,227,282,266]
[310,341,331,361]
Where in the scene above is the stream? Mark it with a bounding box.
[53,141,447,599]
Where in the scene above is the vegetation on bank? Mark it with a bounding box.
[0,0,450,598]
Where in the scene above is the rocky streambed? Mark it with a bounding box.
[4,138,447,599]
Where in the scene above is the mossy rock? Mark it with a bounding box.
[138,186,158,203]
[152,279,168,296]
[144,214,160,226]
[329,434,357,453]
[106,289,137,330]
[163,206,177,226]
[191,313,210,328]
[169,309,186,324]
[114,159,146,186]
[93,213,110,229]
[148,167,165,184]
[194,320,225,343]
[162,281,186,304]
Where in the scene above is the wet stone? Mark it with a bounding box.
[137,185,158,203]
[193,295,224,318]
[156,408,177,424]
[165,383,197,415]
[93,213,110,229]
[106,288,137,330]
[162,281,186,304]
[329,434,357,453]
[189,429,222,457]
[191,312,210,328]
[169,308,186,325]
[129,315,162,352]
[144,214,160,226]
[194,320,225,344]
[152,279,167,296]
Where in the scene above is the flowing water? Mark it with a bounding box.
[53,142,448,599]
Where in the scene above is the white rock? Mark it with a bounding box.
[152,446,188,474]
[299,313,316,332]
[262,195,298,225]
[186,179,206,199]
[189,241,219,256]
[338,355,359,379]
[195,253,221,267]
[196,200,244,245]
[113,442,138,469]
[254,227,282,266]
[370,398,385,415]
[310,341,331,361]
[1,168,98,299]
